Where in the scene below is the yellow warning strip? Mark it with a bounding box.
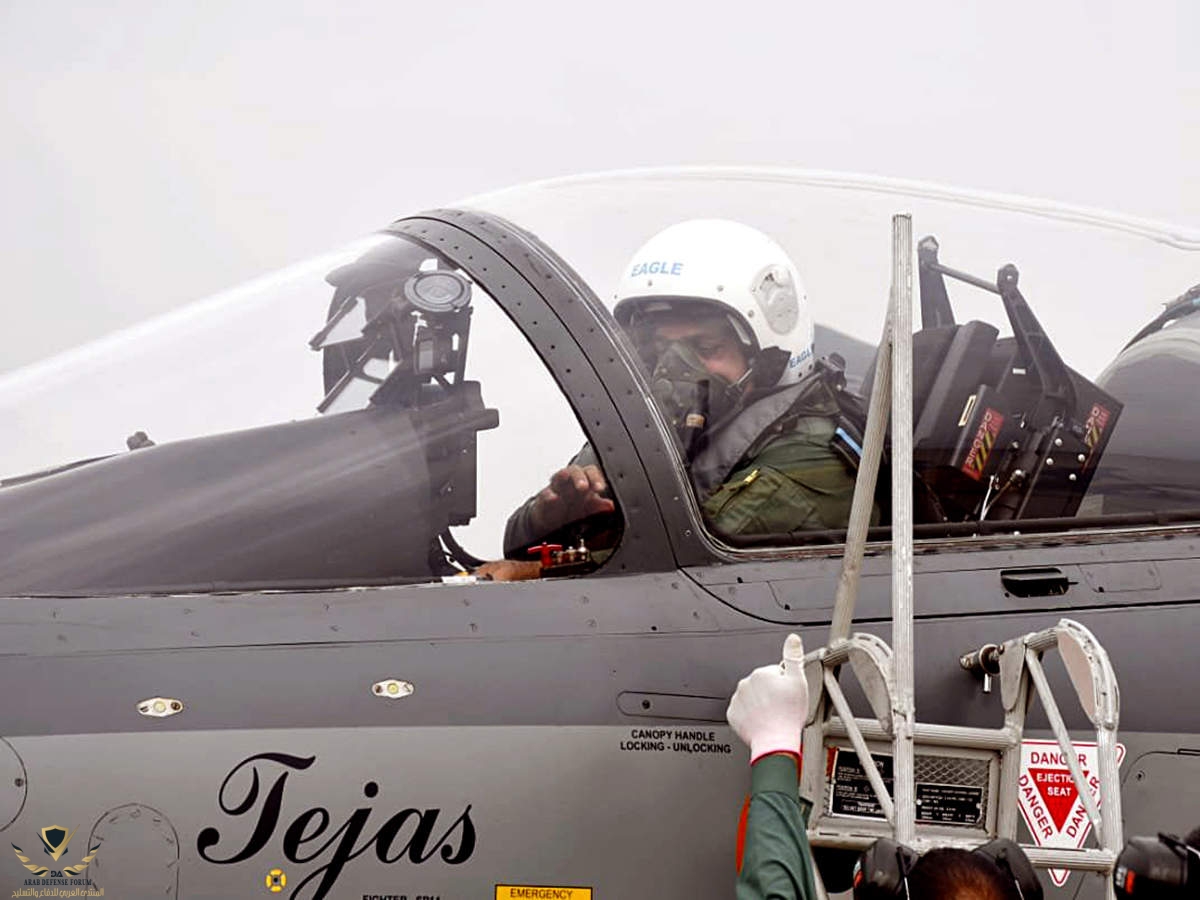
[495,886,593,900]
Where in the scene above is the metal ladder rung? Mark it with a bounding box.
[807,834,1117,873]
[826,718,1020,752]
[1023,848,1117,872]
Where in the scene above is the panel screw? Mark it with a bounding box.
[371,679,414,700]
[136,696,183,718]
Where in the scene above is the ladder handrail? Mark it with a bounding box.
[890,214,917,844]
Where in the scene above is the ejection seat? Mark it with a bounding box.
[864,318,1001,524]
[863,235,1122,527]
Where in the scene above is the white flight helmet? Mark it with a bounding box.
[612,219,815,386]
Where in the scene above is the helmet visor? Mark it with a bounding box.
[619,297,756,373]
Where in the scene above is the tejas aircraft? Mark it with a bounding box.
[0,168,1198,899]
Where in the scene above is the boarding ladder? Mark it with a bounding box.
[800,216,1123,898]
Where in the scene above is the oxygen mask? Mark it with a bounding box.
[649,340,748,457]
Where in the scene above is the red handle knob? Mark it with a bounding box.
[527,544,563,567]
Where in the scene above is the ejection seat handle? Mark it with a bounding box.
[527,544,563,568]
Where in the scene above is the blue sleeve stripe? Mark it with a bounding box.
[834,427,863,458]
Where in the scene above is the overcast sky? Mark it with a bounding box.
[1,0,1197,375]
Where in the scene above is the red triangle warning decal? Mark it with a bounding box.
[1028,768,1081,831]
[1019,740,1127,889]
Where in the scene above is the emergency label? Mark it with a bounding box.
[1017,739,1126,887]
[495,886,592,900]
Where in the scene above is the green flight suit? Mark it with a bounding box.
[702,415,859,536]
[686,365,871,537]
[736,754,818,900]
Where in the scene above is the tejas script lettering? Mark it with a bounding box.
[198,752,476,900]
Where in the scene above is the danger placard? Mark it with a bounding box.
[1017,739,1125,887]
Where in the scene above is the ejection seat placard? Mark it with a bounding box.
[828,749,984,826]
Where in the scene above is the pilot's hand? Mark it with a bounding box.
[529,464,616,534]
[726,633,809,765]
[472,559,543,582]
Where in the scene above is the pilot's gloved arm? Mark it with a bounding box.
[728,634,818,900]
[502,444,611,558]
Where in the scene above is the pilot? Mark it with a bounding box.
[487,219,869,579]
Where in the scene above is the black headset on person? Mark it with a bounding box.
[852,837,1044,900]
[1114,832,1199,898]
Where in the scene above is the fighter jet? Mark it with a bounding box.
[0,168,1197,899]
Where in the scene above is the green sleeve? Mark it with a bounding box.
[736,755,818,900]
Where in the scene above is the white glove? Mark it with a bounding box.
[726,633,809,764]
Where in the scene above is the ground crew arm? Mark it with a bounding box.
[736,753,818,900]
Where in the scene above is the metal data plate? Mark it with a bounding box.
[914,783,986,825]
[820,745,996,835]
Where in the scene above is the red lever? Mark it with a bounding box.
[527,544,562,567]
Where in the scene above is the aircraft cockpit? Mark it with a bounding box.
[6,172,1200,900]
[1,169,1199,595]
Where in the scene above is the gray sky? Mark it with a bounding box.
[2,0,1197,375]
